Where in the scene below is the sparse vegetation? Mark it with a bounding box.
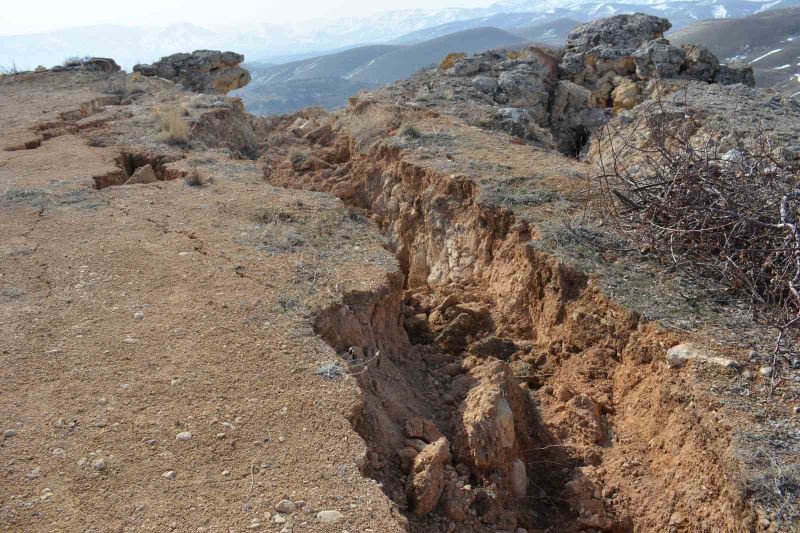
[103,75,129,98]
[315,362,345,380]
[155,104,190,146]
[184,165,208,187]
[596,99,800,396]
[0,61,20,75]
[399,123,421,139]
[63,56,90,67]
[438,52,465,70]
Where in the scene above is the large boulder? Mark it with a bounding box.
[406,437,451,516]
[497,64,549,113]
[680,44,720,82]
[633,39,686,80]
[134,50,251,95]
[560,14,672,81]
[453,359,531,501]
[714,63,756,87]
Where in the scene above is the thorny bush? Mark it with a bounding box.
[595,97,800,392]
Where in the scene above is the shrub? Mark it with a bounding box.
[597,99,800,333]
[63,56,90,67]
[439,53,465,70]
[0,61,19,75]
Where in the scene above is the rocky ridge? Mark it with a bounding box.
[372,13,755,156]
[134,50,252,95]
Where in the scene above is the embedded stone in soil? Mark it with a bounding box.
[92,150,186,189]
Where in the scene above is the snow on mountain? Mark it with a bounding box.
[2,0,799,71]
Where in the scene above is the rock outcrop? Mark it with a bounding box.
[370,13,755,157]
[50,57,121,73]
[134,50,251,95]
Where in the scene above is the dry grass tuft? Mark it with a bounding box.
[155,104,190,146]
[184,165,208,187]
[439,53,466,70]
[399,123,421,139]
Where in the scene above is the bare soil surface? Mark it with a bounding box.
[1,71,402,532]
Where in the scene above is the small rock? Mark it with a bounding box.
[666,343,739,369]
[3,429,17,439]
[175,431,192,442]
[760,366,774,377]
[91,458,107,471]
[222,469,230,476]
[162,470,176,480]
[555,384,575,402]
[134,312,145,320]
[26,467,41,479]
[248,519,261,530]
[273,514,287,524]
[275,500,296,514]
[316,510,344,524]
[52,448,66,458]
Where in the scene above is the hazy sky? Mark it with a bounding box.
[0,0,494,35]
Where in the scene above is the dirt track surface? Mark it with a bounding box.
[0,72,402,532]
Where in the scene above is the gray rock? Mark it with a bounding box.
[125,164,157,186]
[511,458,527,498]
[316,510,344,524]
[175,431,192,442]
[633,39,686,80]
[471,76,498,94]
[452,57,483,77]
[91,458,107,471]
[275,500,296,514]
[561,14,672,77]
[680,44,720,82]
[550,80,593,123]
[134,50,251,95]
[161,470,176,480]
[3,429,16,439]
[497,66,548,108]
[495,108,534,139]
[81,58,121,73]
[666,343,740,369]
[714,63,756,87]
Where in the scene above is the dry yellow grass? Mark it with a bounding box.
[155,104,189,145]
[438,53,466,70]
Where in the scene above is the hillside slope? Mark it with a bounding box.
[236,28,531,115]
[670,7,800,95]
[349,27,530,85]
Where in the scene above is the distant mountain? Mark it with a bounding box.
[350,28,529,84]
[3,0,798,71]
[390,12,563,44]
[510,18,580,46]
[236,27,530,115]
[670,6,800,96]
[247,45,402,85]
